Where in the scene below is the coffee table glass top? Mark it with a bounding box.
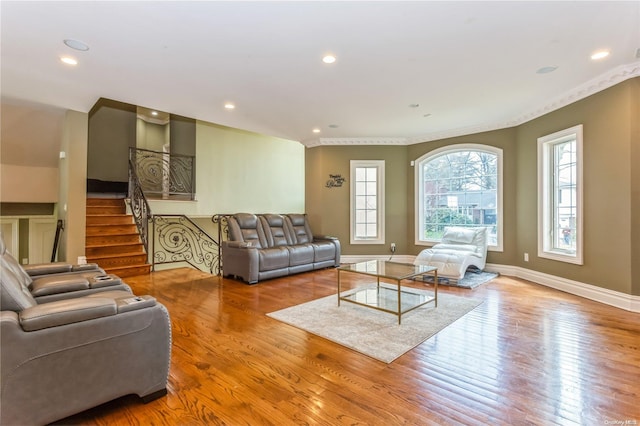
[337,260,438,324]
[341,285,433,311]
[337,260,437,280]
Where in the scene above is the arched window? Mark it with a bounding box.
[415,144,503,250]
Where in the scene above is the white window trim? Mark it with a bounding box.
[350,160,385,244]
[537,124,583,265]
[414,143,503,251]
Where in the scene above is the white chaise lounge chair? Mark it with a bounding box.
[414,226,489,280]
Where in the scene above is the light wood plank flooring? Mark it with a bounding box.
[56,267,640,425]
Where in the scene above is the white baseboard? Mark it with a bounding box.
[487,263,640,313]
[341,255,640,312]
[341,254,414,264]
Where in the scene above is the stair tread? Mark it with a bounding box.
[87,252,147,259]
[107,264,151,269]
[86,242,143,248]
[87,223,135,226]
[86,231,139,236]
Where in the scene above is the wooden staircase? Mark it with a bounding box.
[85,197,151,278]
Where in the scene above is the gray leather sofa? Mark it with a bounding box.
[222,213,340,284]
[0,256,171,425]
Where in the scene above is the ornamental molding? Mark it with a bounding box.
[302,61,640,148]
[304,137,408,148]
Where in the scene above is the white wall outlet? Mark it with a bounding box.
[390,243,396,253]
[524,253,529,262]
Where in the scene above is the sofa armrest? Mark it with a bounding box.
[23,262,73,276]
[314,235,338,241]
[224,241,255,249]
[71,263,102,272]
[19,297,117,332]
[115,295,157,313]
[89,274,123,289]
[30,275,90,296]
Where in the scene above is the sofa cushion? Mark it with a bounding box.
[286,214,313,244]
[229,213,267,248]
[287,245,315,266]
[1,267,37,311]
[312,241,336,263]
[258,248,290,271]
[260,214,293,247]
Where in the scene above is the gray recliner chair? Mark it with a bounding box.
[0,235,132,303]
[0,256,172,425]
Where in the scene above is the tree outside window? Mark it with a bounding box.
[415,144,503,250]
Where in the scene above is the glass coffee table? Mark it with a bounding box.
[337,260,438,324]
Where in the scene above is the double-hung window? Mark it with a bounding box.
[538,125,583,264]
[350,160,385,244]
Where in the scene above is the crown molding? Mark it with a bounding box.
[504,61,640,129]
[304,137,408,148]
[302,61,640,148]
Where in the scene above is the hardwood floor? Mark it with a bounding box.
[56,268,640,425]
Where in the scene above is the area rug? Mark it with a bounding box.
[267,285,483,363]
[414,270,499,289]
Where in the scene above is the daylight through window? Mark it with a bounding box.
[538,125,583,264]
[350,160,385,244]
[415,145,503,250]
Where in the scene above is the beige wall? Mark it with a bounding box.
[58,110,88,262]
[87,102,136,183]
[305,145,407,255]
[305,78,639,296]
[136,118,169,152]
[1,99,64,203]
[0,164,59,202]
[631,78,640,296]
[516,79,634,294]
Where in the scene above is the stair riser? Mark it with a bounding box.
[86,215,133,226]
[86,244,145,256]
[87,206,126,215]
[86,197,150,277]
[86,234,141,245]
[86,198,127,207]
[88,254,148,268]
[105,265,152,278]
[86,225,138,236]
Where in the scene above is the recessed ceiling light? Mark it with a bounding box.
[590,50,610,60]
[423,113,432,118]
[536,66,558,74]
[322,55,336,64]
[151,111,158,116]
[312,128,320,133]
[409,103,420,108]
[224,103,235,110]
[328,124,339,128]
[60,56,78,66]
[63,39,89,51]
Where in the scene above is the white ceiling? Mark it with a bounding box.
[1,1,639,147]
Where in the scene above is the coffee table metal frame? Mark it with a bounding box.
[337,260,438,324]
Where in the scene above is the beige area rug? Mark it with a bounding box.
[267,285,483,363]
